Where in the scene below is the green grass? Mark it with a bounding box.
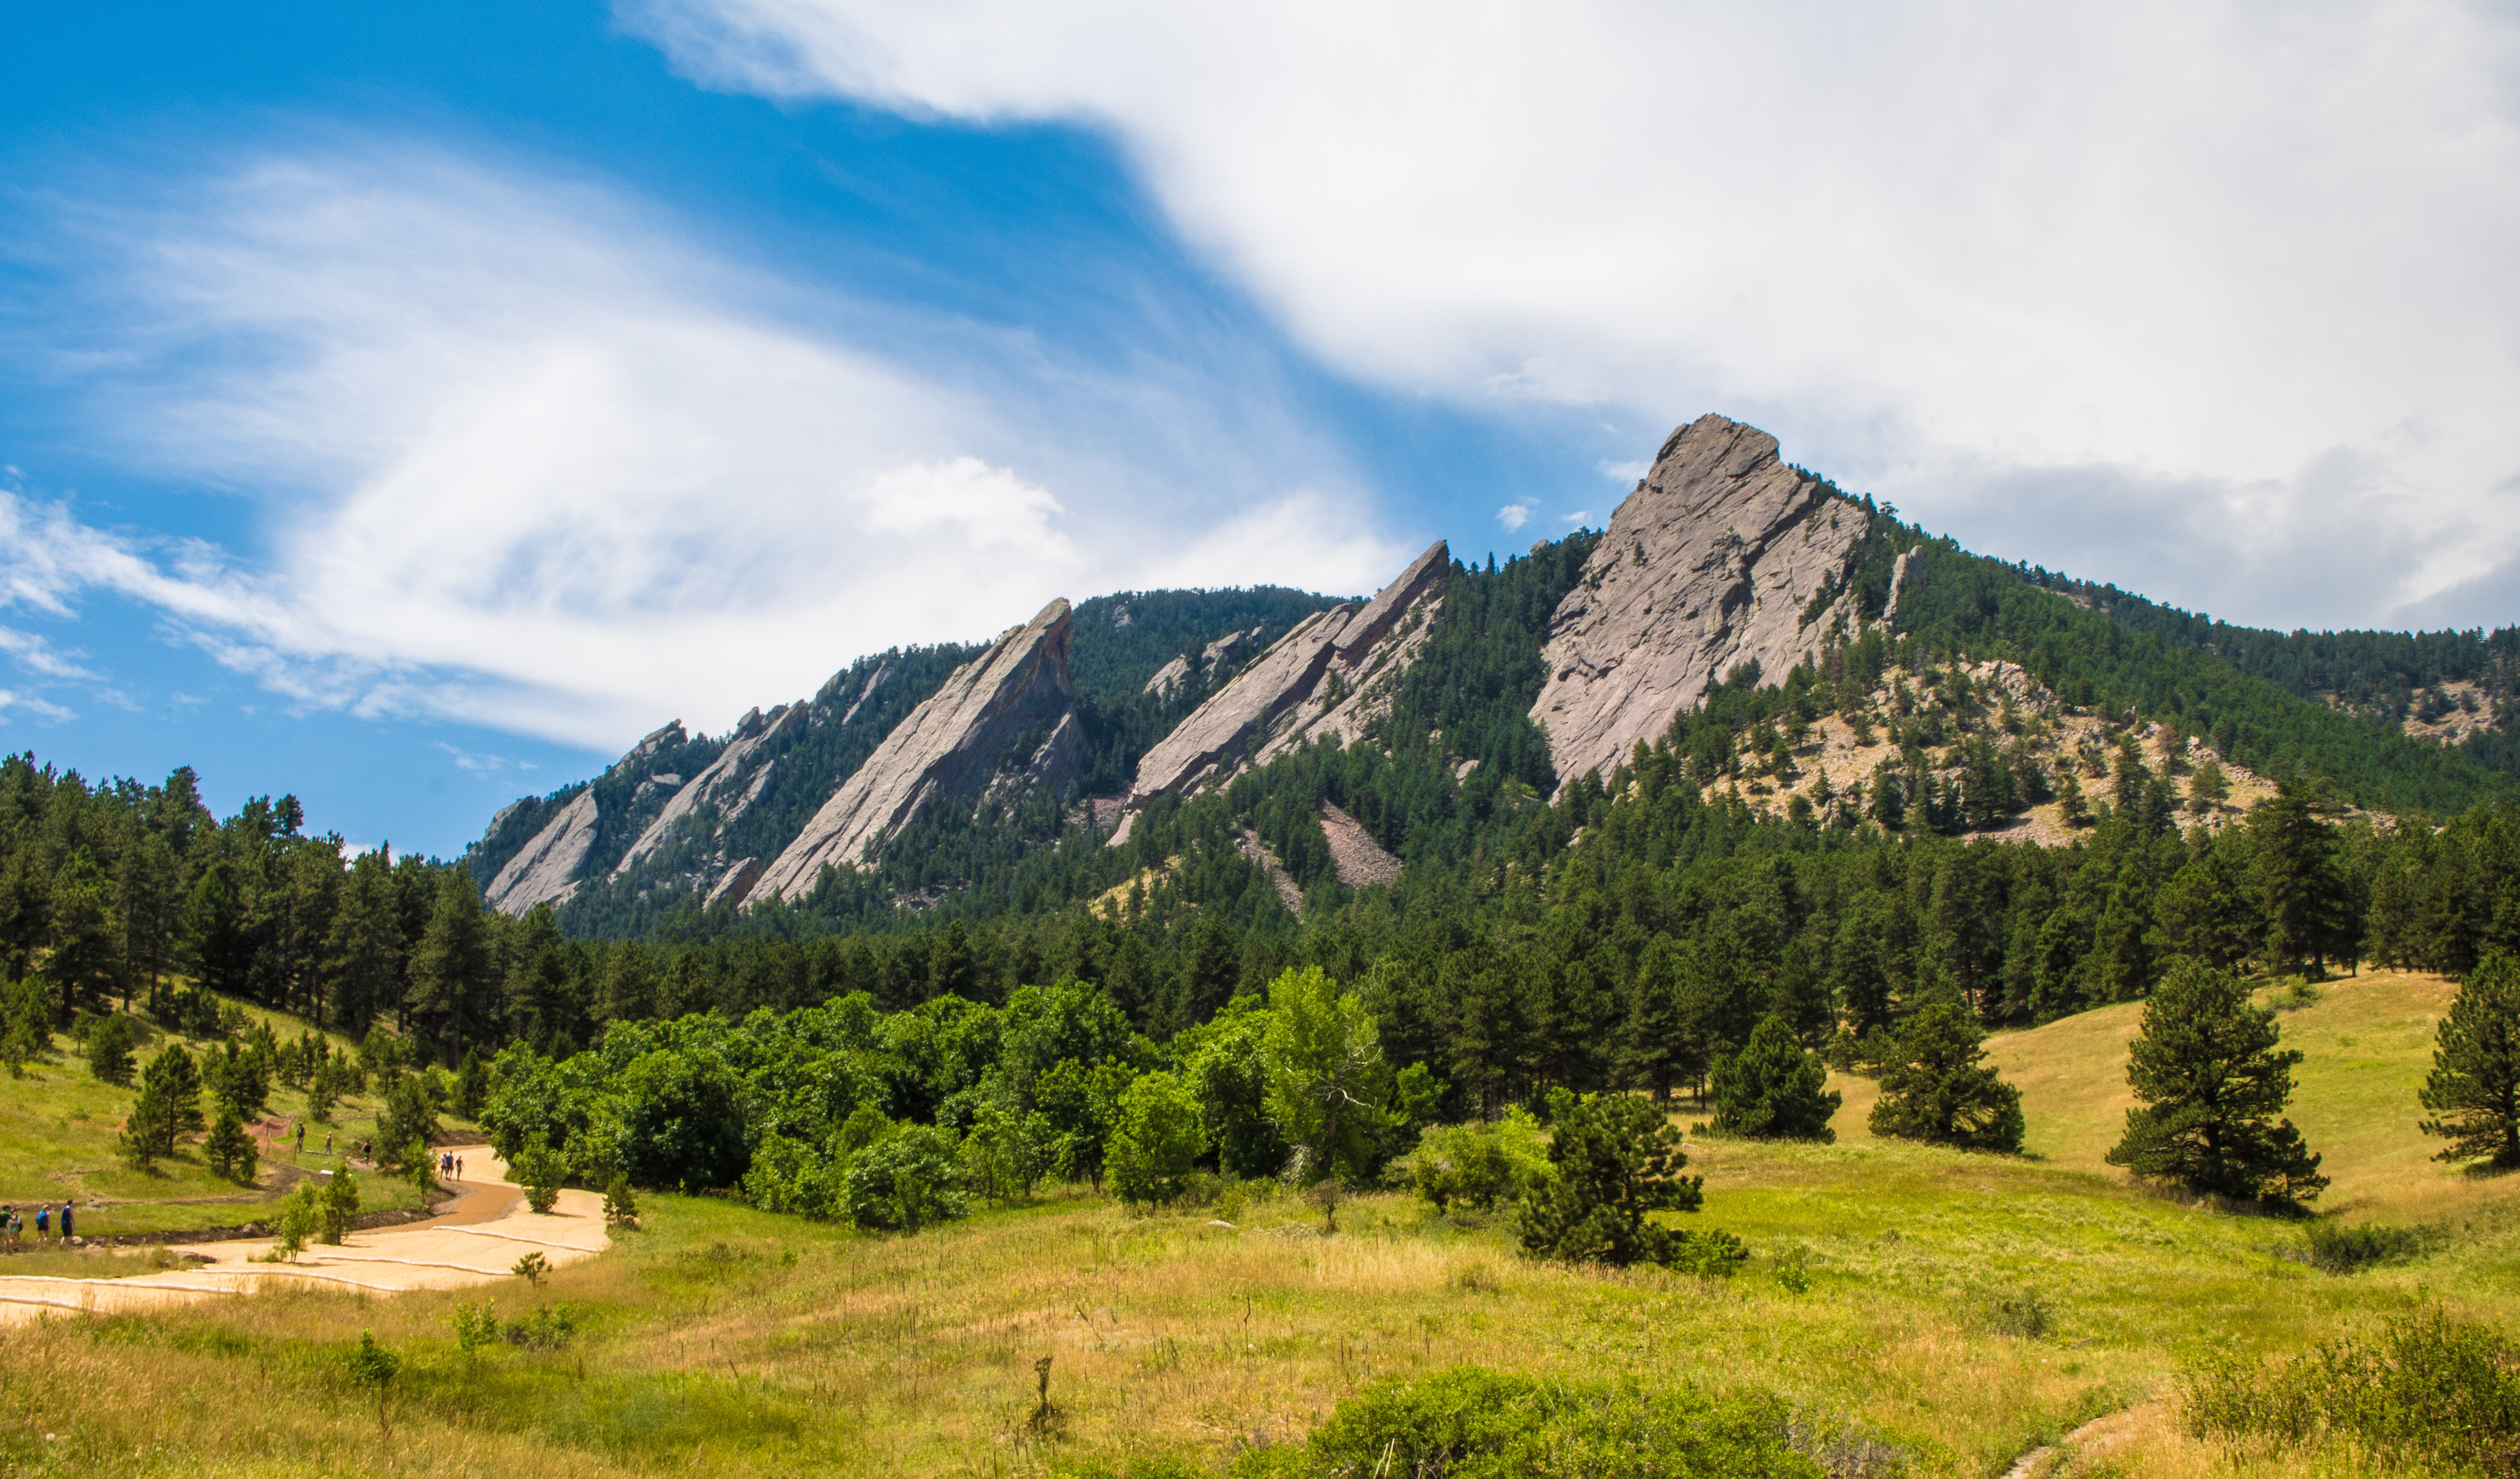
[0,973,2507,1476]
[0,999,461,1239]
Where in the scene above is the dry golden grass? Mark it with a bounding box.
[0,971,2509,1477]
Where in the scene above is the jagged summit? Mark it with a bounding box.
[1109,539,1450,843]
[746,598,1079,905]
[1531,414,1869,790]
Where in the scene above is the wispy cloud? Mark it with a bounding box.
[433,740,537,776]
[624,0,2520,629]
[9,140,1412,747]
[1496,503,1531,531]
[0,689,75,723]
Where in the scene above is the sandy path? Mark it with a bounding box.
[0,1145,608,1324]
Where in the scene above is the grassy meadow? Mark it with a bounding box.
[0,970,2508,1477]
[0,1002,454,1239]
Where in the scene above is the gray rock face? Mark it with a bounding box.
[751,598,1077,901]
[1115,541,1449,833]
[706,857,764,910]
[485,789,598,916]
[612,704,802,879]
[1144,626,1265,698]
[1530,415,1868,790]
[610,721,688,778]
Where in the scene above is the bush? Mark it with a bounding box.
[602,1172,640,1230]
[1230,1367,1826,1479]
[2180,1309,2520,1474]
[512,1142,567,1214]
[2301,1220,2428,1274]
[1411,1109,1548,1214]
[1989,1287,2055,1339]
[841,1124,969,1232]
[503,1303,576,1349]
[1107,1071,1208,1209]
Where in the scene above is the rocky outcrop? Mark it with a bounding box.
[485,789,598,916]
[1145,627,1265,698]
[610,721,688,778]
[705,857,764,909]
[1112,541,1450,840]
[1530,415,1868,791]
[612,704,803,878]
[1882,547,1921,627]
[751,599,1078,901]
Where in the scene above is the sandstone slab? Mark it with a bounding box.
[752,598,1077,901]
[1530,415,1867,791]
[485,789,598,917]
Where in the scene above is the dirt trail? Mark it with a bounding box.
[0,1145,607,1324]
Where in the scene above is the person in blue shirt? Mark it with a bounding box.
[32,1205,48,1243]
[59,1202,73,1241]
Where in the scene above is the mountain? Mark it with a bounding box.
[465,412,2514,942]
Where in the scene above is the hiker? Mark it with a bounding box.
[3,1206,15,1251]
[33,1205,48,1244]
[59,1202,72,1242]
[324,1132,333,1155]
[296,1123,306,1152]
[455,1155,464,1180]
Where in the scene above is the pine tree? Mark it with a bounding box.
[124,1042,206,1159]
[1709,1014,1840,1142]
[2420,953,2520,1168]
[2252,776,2349,976]
[1516,1092,1729,1270]
[1616,939,1687,1101]
[43,849,124,1023]
[406,869,492,1060]
[204,1107,257,1184]
[2106,958,2328,1205]
[1868,997,2025,1152]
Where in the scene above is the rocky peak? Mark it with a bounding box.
[1530,414,1869,791]
[748,598,1079,903]
[484,788,598,916]
[1112,540,1449,841]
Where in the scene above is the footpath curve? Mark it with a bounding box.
[0,1145,608,1325]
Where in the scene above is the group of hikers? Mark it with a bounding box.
[1,1201,76,1248]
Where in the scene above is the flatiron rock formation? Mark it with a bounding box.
[485,789,599,915]
[1144,627,1265,698]
[1531,415,1867,790]
[1110,541,1450,842]
[610,703,802,881]
[751,599,1079,902]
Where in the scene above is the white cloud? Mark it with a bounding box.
[0,689,75,723]
[624,0,2520,629]
[12,143,1411,748]
[1496,504,1531,532]
[0,627,100,682]
[1598,462,1647,485]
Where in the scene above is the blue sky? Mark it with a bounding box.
[4,1,2516,857]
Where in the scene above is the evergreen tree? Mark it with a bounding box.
[407,869,492,1061]
[1867,997,2025,1152]
[2420,953,2520,1168]
[2106,958,2328,1205]
[178,859,251,998]
[204,1106,257,1184]
[122,1042,205,1162]
[325,848,405,1032]
[43,849,123,1023]
[1515,1092,1739,1271]
[85,1012,139,1086]
[2252,777,2349,976]
[453,1045,492,1119]
[1617,938,1687,1100]
[1708,1014,1839,1141]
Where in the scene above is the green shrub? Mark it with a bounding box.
[450,1301,499,1356]
[2301,1220,2428,1274]
[1411,1109,1548,1214]
[1230,1367,1826,1478]
[502,1303,577,1350]
[512,1142,567,1214]
[2180,1309,2520,1474]
[1107,1070,1208,1209]
[841,1124,969,1232]
[1989,1287,2055,1339]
